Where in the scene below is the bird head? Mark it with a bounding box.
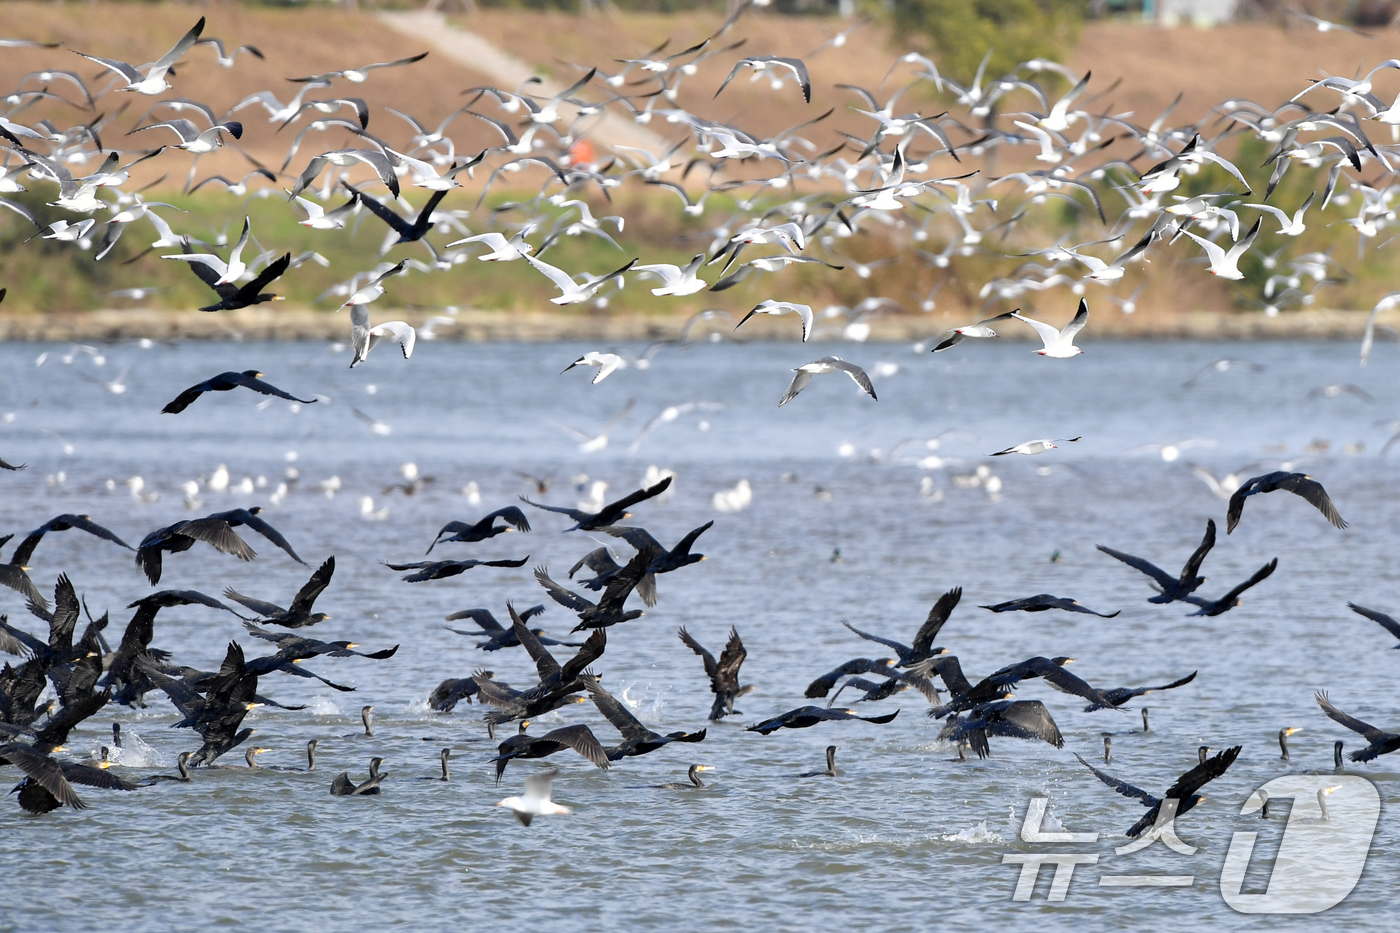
[1052,657,1074,666]
[1283,727,1303,737]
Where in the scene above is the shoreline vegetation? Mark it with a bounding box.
[1,306,1393,343]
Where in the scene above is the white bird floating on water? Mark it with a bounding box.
[497,770,571,826]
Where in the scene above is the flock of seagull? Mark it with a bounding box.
[0,3,1398,833]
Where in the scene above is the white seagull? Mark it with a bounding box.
[446,227,536,262]
[1012,299,1090,358]
[341,260,408,309]
[349,306,415,368]
[561,352,626,384]
[71,16,205,95]
[633,254,708,296]
[525,254,636,305]
[931,310,1019,352]
[778,357,877,407]
[1179,216,1262,280]
[991,436,1082,456]
[736,300,814,342]
[162,216,251,284]
[128,119,242,153]
[496,770,571,826]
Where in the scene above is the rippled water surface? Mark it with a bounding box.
[1,337,1398,931]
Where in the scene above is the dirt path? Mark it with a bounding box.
[377,9,672,158]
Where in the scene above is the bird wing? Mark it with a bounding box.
[1224,476,1256,533]
[484,506,531,533]
[840,619,909,656]
[1010,312,1062,349]
[557,630,607,684]
[1096,545,1177,589]
[151,15,206,73]
[1043,665,1118,711]
[233,372,316,405]
[510,602,561,681]
[0,743,84,808]
[221,588,285,618]
[447,608,504,632]
[162,382,210,414]
[288,556,335,616]
[1179,518,1216,582]
[806,659,882,698]
[0,616,45,657]
[174,520,256,560]
[1316,690,1391,743]
[599,476,673,523]
[569,547,620,581]
[678,626,718,679]
[984,700,1064,747]
[911,586,962,655]
[540,724,611,770]
[1164,744,1242,803]
[1060,298,1090,341]
[522,770,556,803]
[1277,474,1347,529]
[715,627,747,691]
[1216,557,1278,605]
[778,370,813,406]
[230,252,292,303]
[1073,752,1157,805]
[534,565,596,612]
[1348,602,1400,640]
[519,496,586,522]
[241,513,307,564]
[581,673,650,742]
[829,359,877,400]
[0,565,44,610]
[598,524,664,556]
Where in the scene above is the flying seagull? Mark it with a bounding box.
[1013,298,1090,357]
[778,357,877,407]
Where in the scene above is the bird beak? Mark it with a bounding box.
[97,761,111,770]
[697,766,713,772]
[1324,785,1341,796]
[346,643,359,649]
[1288,727,1303,736]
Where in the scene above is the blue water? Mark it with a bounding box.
[0,337,1397,931]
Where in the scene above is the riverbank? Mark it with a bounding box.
[0,307,1389,343]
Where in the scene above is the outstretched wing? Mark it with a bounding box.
[289,556,335,616]
[1096,545,1176,590]
[1179,519,1216,581]
[911,586,961,655]
[1216,558,1278,605]
[1074,752,1157,805]
[1164,744,1242,803]
[841,619,909,656]
[534,565,596,612]
[678,626,717,679]
[1348,602,1400,640]
[1316,690,1390,742]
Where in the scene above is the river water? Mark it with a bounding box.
[0,336,1396,930]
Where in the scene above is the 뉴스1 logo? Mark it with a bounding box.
[1003,775,1379,913]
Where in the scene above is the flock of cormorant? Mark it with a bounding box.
[0,2,1396,842]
